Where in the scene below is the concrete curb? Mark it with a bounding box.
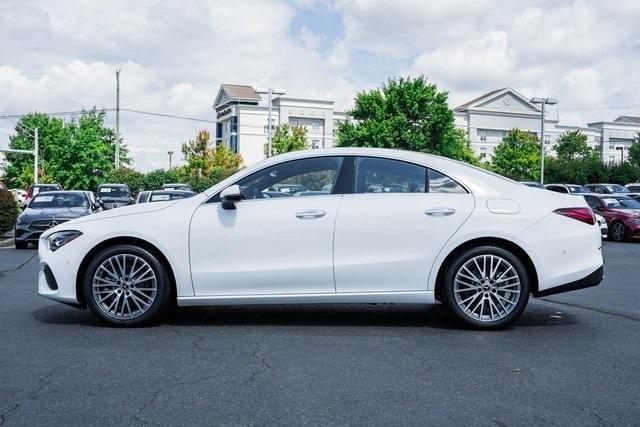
[0,238,14,248]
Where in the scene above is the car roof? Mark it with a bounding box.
[98,183,128,187]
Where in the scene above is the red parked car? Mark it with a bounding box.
[584,194,640,242]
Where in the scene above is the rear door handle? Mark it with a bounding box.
[295,209,326,219]
[425,208,456,217]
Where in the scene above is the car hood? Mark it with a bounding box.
[610,209,640,218]
[67,199,180,225]
[20,207,90,221]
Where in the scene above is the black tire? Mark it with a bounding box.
[441,246,530,330]
[83,244,171,327]
[14,240,29,250]
[609,221,626,242]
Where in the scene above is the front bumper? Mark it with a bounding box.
[534,265,604,297]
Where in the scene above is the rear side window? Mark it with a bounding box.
[355,157,426,193]
[548,185,568,194]
[584,196,602,209]
[428,169,467,194]
[354,157,466,194]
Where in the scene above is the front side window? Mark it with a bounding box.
[220,157,343,201]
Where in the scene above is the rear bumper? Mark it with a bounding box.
[534,265,604,297]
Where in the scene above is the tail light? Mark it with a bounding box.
[553,207,595,225]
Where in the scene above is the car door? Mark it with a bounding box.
[189,156,345,296]
[333,156,475,293]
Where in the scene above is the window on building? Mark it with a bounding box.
[311,139,320,149]
[478,130,487,141]
[479,147,487,159]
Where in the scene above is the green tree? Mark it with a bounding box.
[628,132,640,167]
[491,129,541,180]
[337,75,477,163]
[266,124,308,157]
[554,130,595,162]
[3,110,129,189]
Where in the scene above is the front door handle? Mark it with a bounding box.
[295,209,326,219]
[425,207,456,217]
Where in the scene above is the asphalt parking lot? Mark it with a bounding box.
[0,243,639,425]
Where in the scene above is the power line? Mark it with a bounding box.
[120,108,216,123]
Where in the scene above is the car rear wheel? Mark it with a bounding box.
[84,244,171,326]
[442,246,530,330]
[609,221,626,242]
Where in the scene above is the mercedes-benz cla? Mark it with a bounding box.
[37,148,604,329]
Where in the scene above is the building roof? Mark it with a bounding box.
[454,87,541,114]
[454,88,506,110]
[214,84,262,109]
[614,116,640,124]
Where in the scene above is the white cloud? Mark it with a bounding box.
[1,0,640,172]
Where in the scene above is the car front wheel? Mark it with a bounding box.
[442,246,530,329]
[83,244,171,326]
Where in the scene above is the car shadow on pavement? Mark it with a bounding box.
[31,302,578,330]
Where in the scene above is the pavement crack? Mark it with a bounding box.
[0,252,37,275]
[539,298,640,322]
[240,340,273,387]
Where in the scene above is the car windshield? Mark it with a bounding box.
[32,185,59,196]
[602,196,640,210]
[568,185,590,194]
[30,193,88,209]
[149,192,194,202]
[604,184,629,193]
[98,187,130,197]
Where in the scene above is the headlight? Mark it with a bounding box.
[16,217,29,226]
[628,219,640,224]
[47,230,83,252]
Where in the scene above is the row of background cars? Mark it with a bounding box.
[522,181,640,242]
[12,182,195,249]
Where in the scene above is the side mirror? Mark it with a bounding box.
[220,185,242,210]
[594,205,604,212]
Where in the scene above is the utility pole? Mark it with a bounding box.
[115,68,121,169]
[168,151,174,169]
[256,87,286,157]
[530,97,558,185]
[34,128,39,184]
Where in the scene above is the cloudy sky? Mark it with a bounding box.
[1,0,640,170]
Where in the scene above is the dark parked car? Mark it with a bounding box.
[520,181,547,189]
[162,183,192,191]
[14,191,100,249]
[96,183,133,210]
[136,190,196,203]
[584,194,640,242]
[546,184,591,194]
[584,183,630,194]
[23,183,62,206]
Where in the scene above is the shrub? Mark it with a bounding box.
[0,188,19,236]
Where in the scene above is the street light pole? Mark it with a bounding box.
[256,87,286,157]
[530,97,558,185]
[168,151,174,169]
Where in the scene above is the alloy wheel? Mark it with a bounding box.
[92,254,158,320]
[611,223,625,242]
[453,254,521,322]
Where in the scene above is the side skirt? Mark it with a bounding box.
[178,291,435,307]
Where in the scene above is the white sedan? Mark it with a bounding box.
[38,148,604,329]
